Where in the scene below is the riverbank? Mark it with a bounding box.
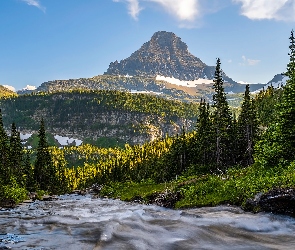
[98,163,295,217]
[2,162,295,218]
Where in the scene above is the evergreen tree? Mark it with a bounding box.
[193,99,213,169]
[237,85,258,166]
[276,30,295,162]
[255,30,295,167]
[211,58,233,171]
[34,118,57,191]
[0,109,10,183]
[24,152,35,191]
[10,122,24,183]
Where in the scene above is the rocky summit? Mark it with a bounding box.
[105,31,236,84]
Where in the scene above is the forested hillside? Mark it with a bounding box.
[0,89,198,145]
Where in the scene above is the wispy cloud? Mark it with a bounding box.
[233,0,295,21]
[21,0,46,12]
[241,55,260,66]
[114,0,201,24]
[113,0,143,20]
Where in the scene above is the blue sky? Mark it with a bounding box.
[0,0,294,90]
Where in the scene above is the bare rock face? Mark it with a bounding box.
[105,31,216,81]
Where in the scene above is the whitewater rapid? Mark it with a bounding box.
[1,194,295,249]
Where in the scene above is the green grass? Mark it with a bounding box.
[175,163,295,209]
[99,162,295,210]
[100,180,173,202]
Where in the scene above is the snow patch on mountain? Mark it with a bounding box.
[130,89,163,95]
[22,85,37,91]
[54,135,83,146]
[20,133,32,140]
[3,85,16,92]
[156,75,213,87]
[251,74,288,93]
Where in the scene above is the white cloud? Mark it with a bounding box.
[3,85,16,92]
[113,0,143,20]
[233,0,295,21]
[21,0,46,12]
[241,55,260,66]
[114,0,201,23]
[149,0,200,22]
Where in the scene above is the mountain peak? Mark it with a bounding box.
[104,31,209,80]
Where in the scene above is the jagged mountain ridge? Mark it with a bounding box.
[105,31,241,89]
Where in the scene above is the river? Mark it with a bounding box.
[1,194,295,249]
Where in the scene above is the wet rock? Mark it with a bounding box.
[258,188,295,216]
[244,192,263,213]
[244,188,295,217]
[28,192,38,200]
[147,190,182,208]
[42,195,58,201]
[0,199,16,209]
[89,184,103,194]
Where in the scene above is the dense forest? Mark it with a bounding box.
[1,31,295,209]
[0,90,199,146]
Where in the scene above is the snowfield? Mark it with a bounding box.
[54,135,83,146]
[156,75,214,87]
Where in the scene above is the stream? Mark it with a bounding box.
[1,194,295,249]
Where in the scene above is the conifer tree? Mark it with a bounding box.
[193,99,213,169]
[255,30,295,167]
[0,109,10,183]
[10,122,24,183]
[24,152,35,191]
[34,118,57,191]
[211,58,233,171]
[237,85,258,166]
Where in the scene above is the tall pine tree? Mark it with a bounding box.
[193,99,214,169]
[237,85,258,166]
[211,58,233,171]
[0,109,10,184]
[255,30,295,167]
[34,118,57,191]
[10,122,25,184]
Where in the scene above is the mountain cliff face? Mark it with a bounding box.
[105,31,237,85]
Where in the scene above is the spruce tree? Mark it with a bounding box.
[10,122,24,183]
[0,109,10,183]
[237,85,258,166]
[255,30,295,167]
[34,118,57,191]
[211,58,233,171]
[194,99,213,169]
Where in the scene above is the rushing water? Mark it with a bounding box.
[1,194,295,250]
